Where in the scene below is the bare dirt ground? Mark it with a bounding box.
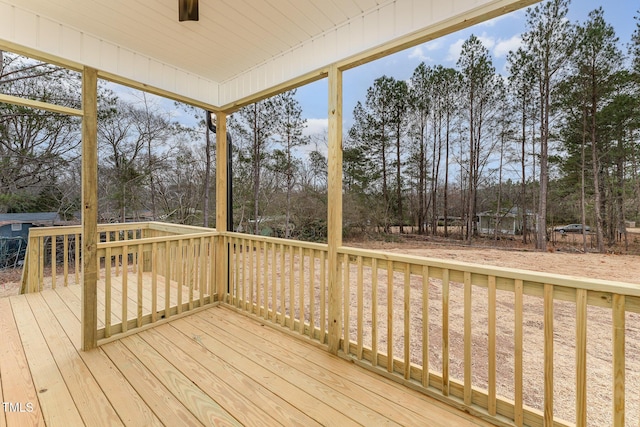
[349,238,640,285]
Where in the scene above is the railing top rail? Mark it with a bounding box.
[97,230,219,250]
[146,221,218,234]
[26,221,218,238]
[27,222,153,237]
[222,231,328,252]
[339,245,640,297]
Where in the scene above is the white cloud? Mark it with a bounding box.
[477,33,496,50]
[494,35,522,58]
[304,118,328,136]
[409,46,427,61]
[446,38,465,62]
[424,39,444,51]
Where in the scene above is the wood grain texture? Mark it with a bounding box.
[10,296,85,425]
[327,63,343,354]
[612,293,625,427]
[0,298,44,427]
[81,66,99,350]
[543,284,554,426]
[2,285,492,427]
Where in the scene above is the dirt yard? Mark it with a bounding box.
[348,239,640,285]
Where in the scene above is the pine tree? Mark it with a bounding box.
[522,0,575,250]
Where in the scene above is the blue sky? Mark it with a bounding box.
[296,0,639,139]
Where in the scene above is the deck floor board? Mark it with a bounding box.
[1,284,493,426]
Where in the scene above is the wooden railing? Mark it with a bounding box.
[20,222,149,294]
[20,222,220,344]
[96,230,219,344]
[336,247,640,427]
[224,235,640,427]
[224,233,329,343]
[21,225,640,425]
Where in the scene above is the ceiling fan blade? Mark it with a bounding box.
[179,0,199,22]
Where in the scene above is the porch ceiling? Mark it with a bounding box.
[0,0,537,110]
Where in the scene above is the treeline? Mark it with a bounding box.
[1,0,640,253]
[345,0,640,251]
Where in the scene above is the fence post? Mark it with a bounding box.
[81,66,98,351]
[215,111,229,302]
[327,63,343,355]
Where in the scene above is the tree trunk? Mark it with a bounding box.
[203,118,211,227]
[396,120,403,234]
[537,76,549,251]
[253,105,260,235]
[590,77,604,252]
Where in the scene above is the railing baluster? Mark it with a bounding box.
[320,250,326,344]
[39,236,44,291]
[289,245,294,331]
[165,241,171,320]
[151,242,158,323]
[464,271,472,405]
[271,242,277,322]
[214,236,219,304]
[105,247,111,338]
[576,288,587,426]
[514,279,524,426]
[137,244,143,328]
[280,243,286,327]
[263,241,269,320]
[309,250,316,339]
[299,246,304,335]
[372,257,378,367]
[249,239,254,314]
[200,237,206,307]
[488,275,497,416]
[176,239,183,315]
[51,235,57,289]
[613,293,625,427]
[404,263,410,380]
[256,240,261,317]
[74,233,80,284]
[421,265,429,388]
[112,231,119,277]
[442,268,450,396]
[344,253,351,355]
[544,284,554,425]
[234,238,239,307]
[121,243,128,333]
[63,234,69,287]
[357,255,364,360]
[387,260,393,373]
[187,238,194,312]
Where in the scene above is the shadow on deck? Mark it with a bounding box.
[0,284,492,426]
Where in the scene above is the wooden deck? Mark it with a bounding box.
[0,285,493,427]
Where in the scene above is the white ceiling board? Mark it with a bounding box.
[0,0,539,108]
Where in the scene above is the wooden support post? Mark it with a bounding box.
[81,67,98,351]
[327,64,343,355]
[215,112,228,302]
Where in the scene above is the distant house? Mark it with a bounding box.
[0,212,62,268]
[476,209,536,236]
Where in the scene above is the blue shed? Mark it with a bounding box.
[0,212,61,268]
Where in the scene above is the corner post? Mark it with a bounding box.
[215,111,228,302]
[327,64,343,354]
[81,67,98,351]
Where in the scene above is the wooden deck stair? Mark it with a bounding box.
[0,285,493,426]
